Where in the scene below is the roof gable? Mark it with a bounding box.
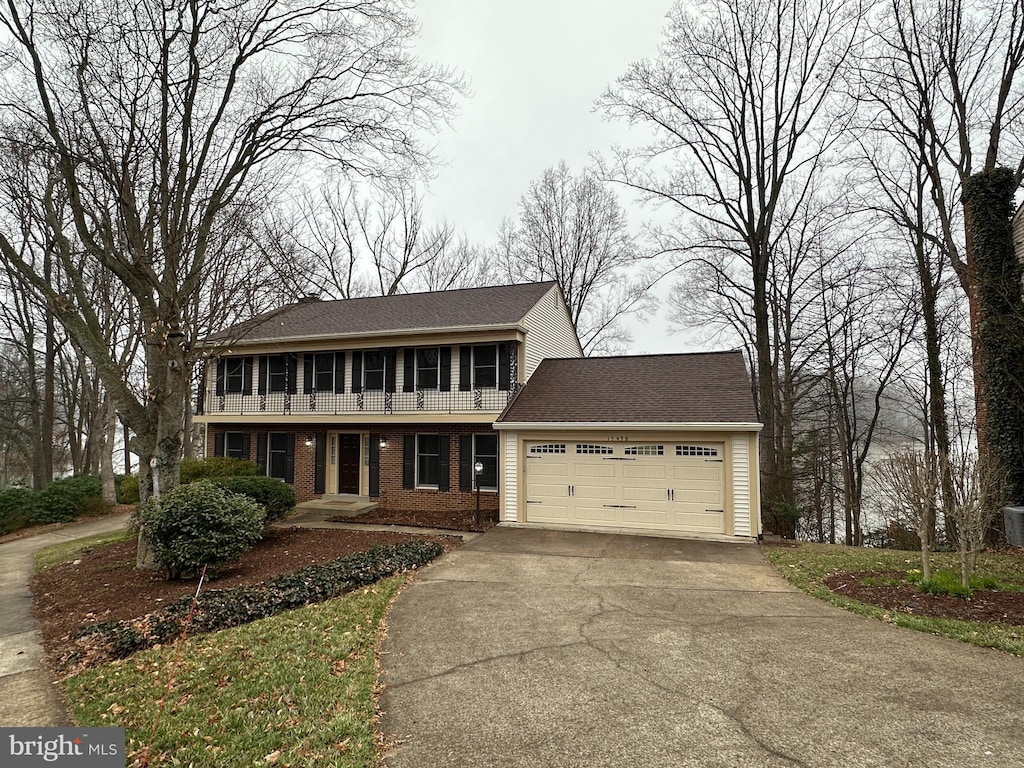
[497,351,758,424]
[205,281,559,344]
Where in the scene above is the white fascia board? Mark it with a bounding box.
[491,421,764,432]
[197,323,526,351]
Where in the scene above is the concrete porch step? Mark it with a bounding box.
[293,495,377,519]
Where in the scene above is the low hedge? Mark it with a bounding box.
[116,474,140,504]
[209,476,295,524]
[35,475,103,525]
[180,456,260,483]
[0,488,42,535]
[70,541,442,665]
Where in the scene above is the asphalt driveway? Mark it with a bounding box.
[379,527,1024,768]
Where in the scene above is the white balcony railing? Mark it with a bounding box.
[199,386,519,416]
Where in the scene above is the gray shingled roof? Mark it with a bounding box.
[497,352,759,424]
[205,281,559,343]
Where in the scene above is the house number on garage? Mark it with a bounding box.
[607,436,629,442]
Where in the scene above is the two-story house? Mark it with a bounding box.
[194,281,582,516]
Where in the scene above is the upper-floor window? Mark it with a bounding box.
[364,350,386,391]
[314,353,334,392]
[353,349,396,394]
[224,358,246,393]
[258,354,297,395]
[459,343,512,392]
[473,345,497,388]
[216,356,252,395]
[416,348,441,390]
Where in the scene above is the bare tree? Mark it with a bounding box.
[0,0,461,521]
[947,451,1005,587]
[876,450,941,580]
[497,161,653,355]
[600,0,867,517]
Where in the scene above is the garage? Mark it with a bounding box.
[494,353,762,539]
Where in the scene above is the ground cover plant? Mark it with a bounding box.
[762,541,1024,655]
[64,576,406,768]
[32,526,463,767]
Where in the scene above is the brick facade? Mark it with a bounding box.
[206,422,500,516]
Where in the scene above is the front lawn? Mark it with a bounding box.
[64,576,405,767]
[762,542,1024,656]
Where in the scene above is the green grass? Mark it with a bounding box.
[64,574,407,768]
[33,530,134,572]
[762,542,1024,656]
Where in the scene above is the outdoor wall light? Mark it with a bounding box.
[304,437,313,448]
[379,437,388,450]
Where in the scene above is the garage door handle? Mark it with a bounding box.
[706,509,724,513]
[603,504,637,509]
[705,459,723,463]
[526,500,542,504]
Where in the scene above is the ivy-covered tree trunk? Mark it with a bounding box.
[965,168,1024,508]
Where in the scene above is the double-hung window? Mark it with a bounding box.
[223,358,246,393]
[267,433,291,480]
[224,432,247,459]
[416,434,441,488]
[364,350,386,391]
[472,434,498,491]
[314,353,334,392]
[416,348,440,390]
[472,345,497,389]
[268,355,288,393]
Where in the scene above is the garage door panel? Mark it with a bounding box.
[676,489,722,505]
[527,503,570,522]
[622,464,667,479]
[573,462,616,478]
[622,508,670,526]
[530,462,568,477]
[672,510,724,532]
[673,465,722,482]
[527,482,567,499]
[571,504,620,524]
[574,484,616,500]
[623,486,668,503]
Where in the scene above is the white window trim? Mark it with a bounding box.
[313,352,335,392]
[363,350,387,392]
[415,434,441,490]
[415,347,442,391]
[471,344,499,390]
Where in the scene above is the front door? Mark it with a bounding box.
[338,434,361,494]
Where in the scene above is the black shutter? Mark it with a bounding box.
[256,432,268,474]
[403,349,415,392]
[287,354,298,395]
[440,347,451,392]
[214,432,225,457]
[459,346,472,391]
[334,351,346,393]
[215,358,225,396]
[369,433,380,498]
[351,351,363,393]
[460,435,473,492]
[241,433,251,460]
[284,433,295,484]
[498,342,511,391]
[403,435,415,489]
[303,354,314,394]
[258,356,268,395]
[197,365,207,414]
[313,431,326,494]
[438,435,450,492]
[385,348,397,393]
[242,357,253,393]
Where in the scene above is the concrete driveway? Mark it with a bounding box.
[379,527,1024,768]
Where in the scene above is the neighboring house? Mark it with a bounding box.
[194,282,582,516]
[196,283,763,539]
[495,353,762,538]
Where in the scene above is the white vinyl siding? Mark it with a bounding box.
[731,434,751,537]
[520,286,583,380]
[502,431,519,522]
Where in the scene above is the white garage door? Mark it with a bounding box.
[524,441,726,534]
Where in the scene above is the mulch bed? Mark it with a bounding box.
[333,507,500,532]
[31,527,462,663]
[824,570,1024,625]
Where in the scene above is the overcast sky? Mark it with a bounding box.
[412,1,701,355]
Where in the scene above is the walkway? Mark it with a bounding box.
[0,513,130,726]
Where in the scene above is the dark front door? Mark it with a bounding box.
[338,434,361,494]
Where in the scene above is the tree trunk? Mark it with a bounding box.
[99,396,117,503]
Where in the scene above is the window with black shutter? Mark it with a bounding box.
[314,353,334,392]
